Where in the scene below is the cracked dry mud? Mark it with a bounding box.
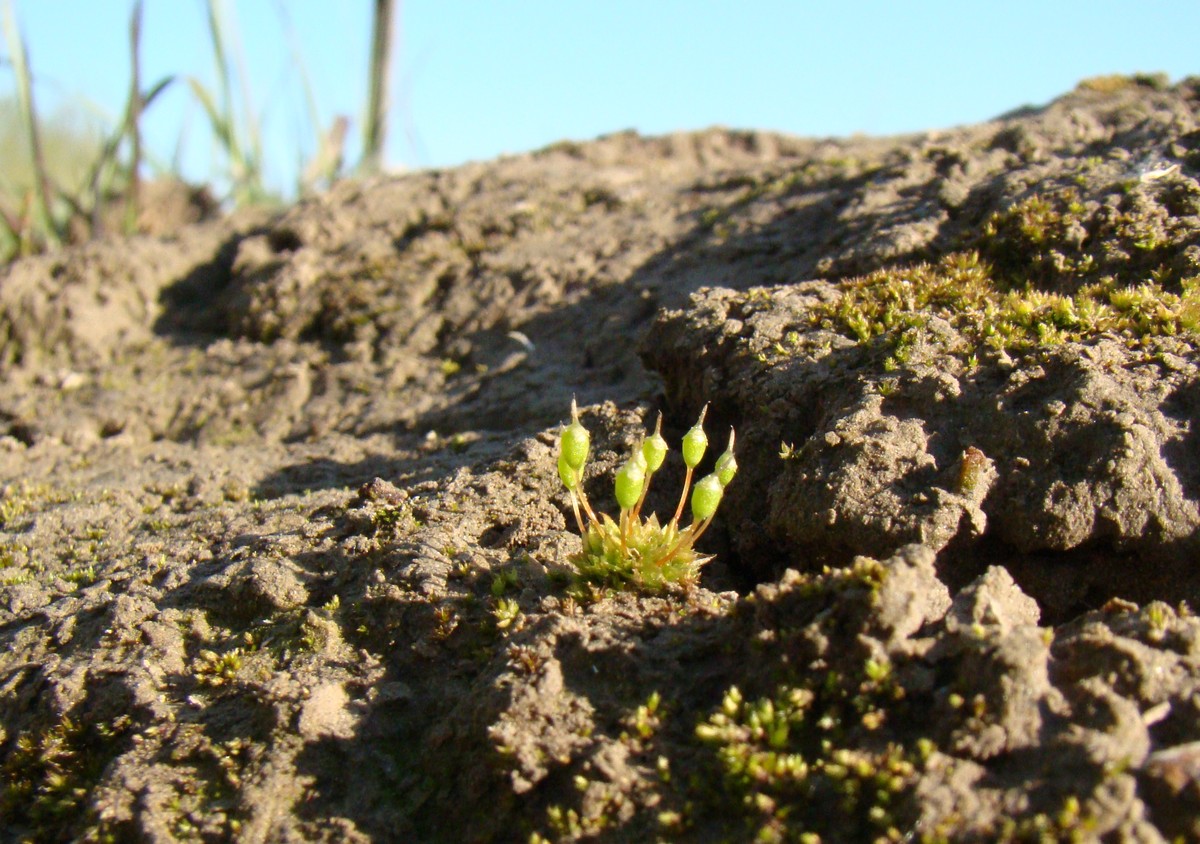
[4,75,1200,842]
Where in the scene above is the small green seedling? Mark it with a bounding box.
[558,399,736,590]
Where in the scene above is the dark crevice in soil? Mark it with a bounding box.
[942,533,1200,625]
[154,225,268,342]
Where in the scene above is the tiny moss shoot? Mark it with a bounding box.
[694,660,924,843]
[557,400,736,591]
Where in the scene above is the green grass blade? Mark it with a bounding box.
[225,5,262,177]
[186,76,237,160]
[122,0,144,233]
[1,0,58,248]
[362,0,397,175]
[273,0,331,193]
[273,0,322,145]
[141,75,175,108]
[203,0,232,118]
[199,0,266,204]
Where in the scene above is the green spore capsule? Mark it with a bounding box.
[691,473,724,522]
[715,430,738,487]
[614,453,646,512]
[558,452,580,491]
[681,405,709,468]
[642,414,668,474]
[560,397,591,471]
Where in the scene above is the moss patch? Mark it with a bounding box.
[976,187,1200,294]
[695,669,927,843]
[1,713,132,840]
[813,250,1200,356]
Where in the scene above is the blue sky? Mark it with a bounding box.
[4,2,1198,196]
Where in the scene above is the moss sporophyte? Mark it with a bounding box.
[558,400,736,590]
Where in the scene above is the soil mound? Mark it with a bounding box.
[3,75,1200,841]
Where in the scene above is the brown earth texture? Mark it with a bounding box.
[4,74,1200,842]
